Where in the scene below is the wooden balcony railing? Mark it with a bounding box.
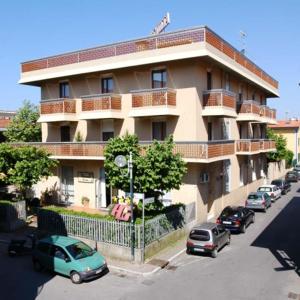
[259,140,276,151]
[236,140,260,153]
[81,94,121,111]
[259,106,276,121]
[237,100,260,115]
[131,88,176,108]
[16,140,234,160]
[203,89,236,109]
[40,99,76,114]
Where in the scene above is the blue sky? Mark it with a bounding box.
[0,0,299,119]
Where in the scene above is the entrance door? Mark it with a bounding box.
[97,168,109,208]
[61,166,74,204]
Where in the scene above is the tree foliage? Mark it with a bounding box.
[4,100,41,142]
[0,144,57,194]
[104,134,187,198]
[267,128,293,166]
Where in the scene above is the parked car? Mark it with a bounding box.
[245,192,272,212]
[186,223,230,258]
[293,168,300,180]
[285,171,298,183]
[216,206,255,233]
[294,164,300,171]
[32,235,107,284]
[271,179,291,195]
[257,184,281,202]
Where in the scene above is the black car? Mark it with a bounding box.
[285,171,298,183]
[217,206,255,233]
[293,169,300,180]
[271,179,291,195]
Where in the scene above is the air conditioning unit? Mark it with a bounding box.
[200,173,209,183]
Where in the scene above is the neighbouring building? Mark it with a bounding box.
[0,110,16,142]
[269,119,300,164]
[19,25,279,222]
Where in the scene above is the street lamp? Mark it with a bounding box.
[114,152,135,261]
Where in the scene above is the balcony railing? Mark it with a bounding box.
[40,98,76,114]
[259,139,276,151]
[13,142,106,157]
[236,139,275,153]
[203,89,236,109]
[259,106,276,120]
[16,140,234,161]
[131,88,176,108]
[81,94,121,111]
[237,100,260,115]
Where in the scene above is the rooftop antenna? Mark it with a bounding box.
[240,30,247,55]
[151,12,171,35]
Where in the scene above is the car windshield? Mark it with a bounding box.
[248,194,262,201]
[189,229,210,241]
[220,207,240,218]
[258,187,272,192]
[271,181,281,186]
[66,242,95,260]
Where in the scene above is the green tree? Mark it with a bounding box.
[4,100,41,142]
[0,144,57,196]
[104,134,187,199]
[266,128,287,161]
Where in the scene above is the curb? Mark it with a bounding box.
[109,247,186,277]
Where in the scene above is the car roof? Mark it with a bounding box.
[39,235,80,247]
[192,222,217,230]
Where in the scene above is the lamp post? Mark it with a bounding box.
[114,152,135,261]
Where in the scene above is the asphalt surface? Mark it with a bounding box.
[1,182,300,300]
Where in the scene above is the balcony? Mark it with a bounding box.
[129,88,178,117]
[202,89,237,118]
[14,142,106,160]
[38,98,77,122]
[236,100,261,122]
[17,140,234,162]
[259,106,277,124]
[236,139,275,155]
[79,94,123,120]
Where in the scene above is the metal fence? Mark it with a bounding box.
[37,202,195,249]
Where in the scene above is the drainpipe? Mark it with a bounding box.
[296,128,299,164]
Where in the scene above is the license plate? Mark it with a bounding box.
[223,221,231,224]
[193,248,204,252]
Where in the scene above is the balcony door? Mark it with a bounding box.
[61,166,74,204]
[60,126,70,142]
[152,121,166,141]
[152,69,167,89]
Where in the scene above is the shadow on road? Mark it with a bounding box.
[251,196,300,276]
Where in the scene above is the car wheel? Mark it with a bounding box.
[33,259,43,272]
[251,215,255,224]
[70,271,82,284]
[211,249,218,258]
[240,224,246,234]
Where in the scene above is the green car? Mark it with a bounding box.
[32,235,107,284]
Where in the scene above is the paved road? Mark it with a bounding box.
[1,182,300,300]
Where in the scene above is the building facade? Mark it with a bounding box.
[269,120,300,164]
[0,110,16,142]
[19,26,278,222]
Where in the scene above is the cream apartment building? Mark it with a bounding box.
[19,26,278,222]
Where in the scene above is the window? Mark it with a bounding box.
[152,121,166,140]
[66,242,94,260]
[189,230,210,241]
[224,73,230,91]
[60,126,70,142]
[59,82,70,98]
[50,245,68,260]
[217,225,226,234]
[152,69,167,89]
[207,71,212,90]
[212,228,219,236]
[208,122,212,141]
[102,131,114,141]
[101,77,114,94]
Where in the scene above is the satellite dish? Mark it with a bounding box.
[114,155,127,168]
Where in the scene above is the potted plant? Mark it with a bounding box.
[81,196,90,208]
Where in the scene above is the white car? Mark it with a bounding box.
[257,185,281,202]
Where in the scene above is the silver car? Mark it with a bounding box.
[245,192,272,212]
[186,222,231,258]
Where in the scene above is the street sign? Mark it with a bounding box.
[144,197,155,205]
[151,12,170,35]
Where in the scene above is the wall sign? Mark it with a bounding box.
[78,172,94,183]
